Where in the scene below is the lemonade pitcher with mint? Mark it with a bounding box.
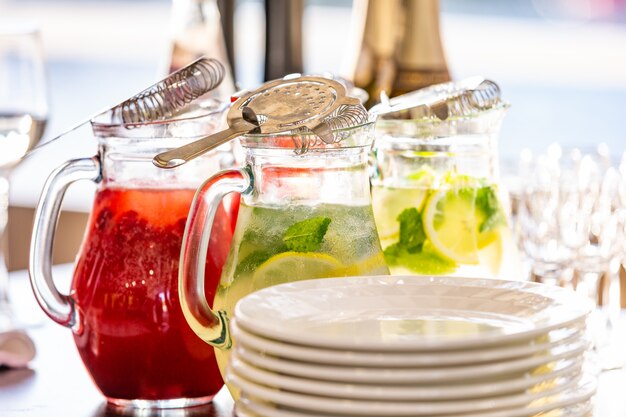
[178,121,389,379]
[370,79,521,279]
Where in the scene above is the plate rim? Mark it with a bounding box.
[236,394,594,417]
[228,353,586,400]
[227,370,596,416]
[231,318,587,367]
[232,340,589,383]
[233,275,592,351]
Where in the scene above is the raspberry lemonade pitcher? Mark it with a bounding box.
[370,79,521,279]
[177,122,389,385]
[29,103,236,407]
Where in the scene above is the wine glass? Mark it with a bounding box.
[517,147,575,286]
[0,27,48,329]
[518,144,626,369]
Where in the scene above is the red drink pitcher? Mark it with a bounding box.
[29,104,236,408]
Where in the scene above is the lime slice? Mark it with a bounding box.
[253,252,343,289]
[422,186,483,264]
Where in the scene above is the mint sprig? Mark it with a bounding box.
[475,185,505,233]
[384,242,457,275]
[397,207,426,253]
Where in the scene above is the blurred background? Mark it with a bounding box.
[2,0,626,269]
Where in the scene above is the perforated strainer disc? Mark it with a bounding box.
[153,75,364,168]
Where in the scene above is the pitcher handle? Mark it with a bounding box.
[180,167,252,349]
[29,157,101,328]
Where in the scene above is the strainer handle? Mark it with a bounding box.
[153,120,254,169]
[29,157,101,327]
[179,167,252,350]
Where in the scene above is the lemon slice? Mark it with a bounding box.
[422,187,482,264]
[477,227,500,250]
[253,252,343,289]
[373,188,428,241]
[342,252,389,276]
[373,167,435,241]
[477,231,503,276]
[406,166,437,183]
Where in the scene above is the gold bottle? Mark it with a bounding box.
[344,0,451,108]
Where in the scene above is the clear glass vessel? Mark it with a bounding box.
[29,104,236,408]
[371,104,522,279]
[178,122,389,394]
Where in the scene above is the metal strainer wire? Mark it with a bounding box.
[23,57,225,158]
[107,57,225,125]
[153,74,370,168]
[370,77,503,121]
[290,103,370,154]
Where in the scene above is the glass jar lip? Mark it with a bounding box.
[91,101,230,142]
[91,101,229,131]
[375,102,510,127]
[239,120,376,150]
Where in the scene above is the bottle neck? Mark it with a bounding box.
[243,147,372,207]
[168,0,235,100]
[348,0,400,105]
[264,0,304,80]
[393,0,450,94]
[346,0,450,107]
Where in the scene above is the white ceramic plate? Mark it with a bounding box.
[234,276,591,351]
[227,354,585,401]
[227,371,595,416]
[231,319,586,367]
[235,396,594,417]
[233,339,589,384]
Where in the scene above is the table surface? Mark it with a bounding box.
[1,266,625,417]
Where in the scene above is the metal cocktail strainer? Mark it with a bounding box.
[153,75,369,168]
[23,57,226,158]
[370,77,503,121]
[107,57,225,125]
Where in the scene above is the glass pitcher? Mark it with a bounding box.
[179,122,389,379]
[371,104,522,279]
[29,104,236,408]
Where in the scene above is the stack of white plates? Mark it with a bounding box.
[226,276,597,417]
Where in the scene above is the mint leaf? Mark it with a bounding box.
[475,186,498,215]
[282,217,331,252]
[383,242,403,259]
[397,208,426,253]
[475,186,505,233]
[384,243,457,275]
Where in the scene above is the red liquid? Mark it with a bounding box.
[71,187,233,402]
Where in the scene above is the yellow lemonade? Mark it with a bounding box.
[372,171,521,279]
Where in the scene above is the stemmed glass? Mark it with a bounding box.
[517,146,575,286]
[0,27,48,329]
[517,144,625,369]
